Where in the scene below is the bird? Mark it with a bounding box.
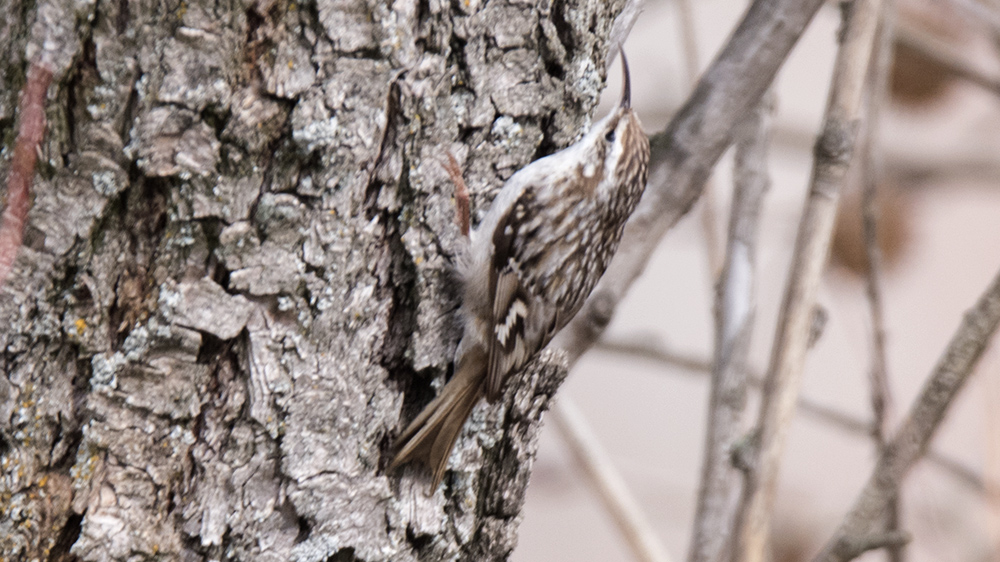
[390,52,650,491]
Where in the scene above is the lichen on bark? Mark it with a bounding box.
[0,0,626,560]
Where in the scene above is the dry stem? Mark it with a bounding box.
[688,95,773,562]
[813,264,1000,562]
[860,6,904,560]
[551,398,674,562]
[730,2,885,560]
[595,338,993,493]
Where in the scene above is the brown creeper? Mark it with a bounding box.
[390,53,650,491]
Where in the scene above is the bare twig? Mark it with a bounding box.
[862,156,892,441]
[595,337,993,492]
[596,339,714,374]
[925,449,989,494]
[553,0,828,361]
[598,340,872,437]
[730,2,884,559]
[813,264,1000,562]
[826,530,911,561]
[859,6,904,561]
[688,95,774,562]
[551,398,673,562]
[0,61,52,287]
[987,350,1000,555]
[863,5,895,449]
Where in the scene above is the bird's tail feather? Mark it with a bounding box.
[390,352,485,491]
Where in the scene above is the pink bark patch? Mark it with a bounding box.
[0,62,52,286]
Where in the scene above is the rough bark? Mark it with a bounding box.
[0,0,624,560]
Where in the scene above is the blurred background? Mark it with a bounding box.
[513,1,1000,560]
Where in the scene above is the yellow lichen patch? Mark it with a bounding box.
[75,318,87,335]
[37,474,48,488]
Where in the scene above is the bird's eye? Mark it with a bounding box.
[605,129,616,143]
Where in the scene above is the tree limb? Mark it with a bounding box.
[730,2,885,558]
[551,398,674,562]
[688,94,773,562]
[860,5,905,560]
[595,338,994,494]
[813,263,1000,562]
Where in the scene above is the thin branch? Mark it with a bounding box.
[863,6,895,450]
[595,338,993,493]
[860,6,904,561]
[597,339,714,374]
[813,263,1000,562]
[553,0,828,361]
[989,353,1000,556]
[597,339,871,436]
[688,95,774,562]
[0,61,52,287]
[862,132,892,444]
[648,104,1000,188]
[826,530,911,561]
[550,398,674,562]
[731,1,885,560]
[926,449,990,495]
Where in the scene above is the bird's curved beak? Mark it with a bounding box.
[620,51,631,109]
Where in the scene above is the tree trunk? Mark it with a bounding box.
[0,0,624,560]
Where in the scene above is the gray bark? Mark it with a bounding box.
[0,0,624,560]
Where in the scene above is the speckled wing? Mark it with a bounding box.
[483,191,560,402]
